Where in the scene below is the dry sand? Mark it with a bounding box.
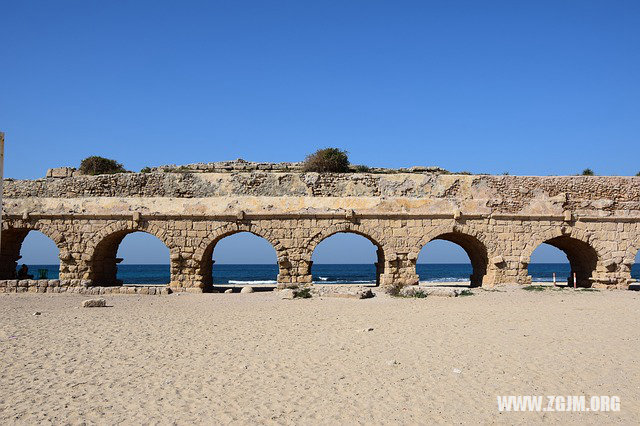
[1,286,638,425]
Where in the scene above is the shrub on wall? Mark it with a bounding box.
[79,156,127,175]
[581,168,595,176]
[302,148,350,173]
[354,164,371,173]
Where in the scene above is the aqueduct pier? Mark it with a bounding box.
[2,163,640,293]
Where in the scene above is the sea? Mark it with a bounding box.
[21,263,640,285]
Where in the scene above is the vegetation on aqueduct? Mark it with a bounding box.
[79,156,127,175]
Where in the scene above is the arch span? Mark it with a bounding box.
[89,229,171,286]
[306,224,386,285]
[526,235,599,287]
[416,231,488,287]
[195,223,285,290]
[0,223,65,279]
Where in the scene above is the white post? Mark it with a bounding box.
[553,272,556,286]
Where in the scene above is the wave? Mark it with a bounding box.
[419,277,471,283]
[227,280,277,285]
[312,279,375,284]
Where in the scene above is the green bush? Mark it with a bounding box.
[523,285,547,292]
[293,287,312,298]
[385,282,404,297]
[581,168,595,176]
[140,167,152,173]
[413,290,428,298]
[354,164,371,173]
[636,172,640,177]
[79,156,127,175]
[302,148,350,173]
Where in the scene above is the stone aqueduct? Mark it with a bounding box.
[1,162,640,293]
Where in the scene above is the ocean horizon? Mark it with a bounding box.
[19,263,640,285]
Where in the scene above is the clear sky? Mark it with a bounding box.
[3,1,639,264]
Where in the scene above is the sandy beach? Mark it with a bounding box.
[1,286,638,425]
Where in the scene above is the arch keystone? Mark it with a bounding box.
[563,210,573,222]
[345,209,356,221]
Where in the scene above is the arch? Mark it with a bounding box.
[305,222,386,258]
[413,227,489,287]
[305,223,386,285]
[527,243,570,284]
[194,222,286,290]
[0,221,66,279]
[630,242,640,282]
[88,222,173,286]
[523,229,600,287]
[84,221,173,261]
[417,239,472,285]
[209,232,278,286]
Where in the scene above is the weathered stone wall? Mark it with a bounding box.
[6,173,640,211]
[0,279,171,295]
[2,170,639,292]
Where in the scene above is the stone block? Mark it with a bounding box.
[46,167,75,178]
[82,298,106,308]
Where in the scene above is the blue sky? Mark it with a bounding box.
[3,1,639,264]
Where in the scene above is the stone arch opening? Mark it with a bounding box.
[0,229,61,280]
[90,231,170,286]
[310,231,384,285]
[527,236,598,287]
[199,231,279,290]
[527,243,570,284]
[417,232,488,287]
[417,239,473,286]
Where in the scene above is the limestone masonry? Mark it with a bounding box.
[2,161,640,293]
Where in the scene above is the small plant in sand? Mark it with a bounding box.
[293,287,312,298]
[385,282,404,297]
[523,285,548,292]
[385,284,427,298]
[302,148,350,173]
[459,289,474,296]
[412,290,428,298]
